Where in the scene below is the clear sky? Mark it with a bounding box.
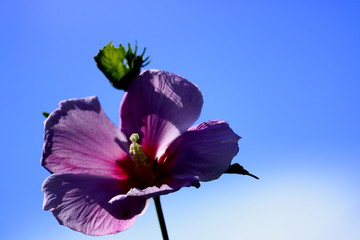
[1,0,359,239]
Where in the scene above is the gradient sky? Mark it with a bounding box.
[1,1,359,239]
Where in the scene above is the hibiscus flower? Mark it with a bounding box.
[41,69,240,235]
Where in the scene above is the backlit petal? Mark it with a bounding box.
[42,174,148,236]
[120,70,203,159]
[161,120,240,181]
[41,96,131,179]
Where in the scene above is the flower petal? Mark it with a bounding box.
[160,120,240,182]
[110,177,200,200]
[120,69,203,159]
[42,96,131,179]
[42,173,149,236]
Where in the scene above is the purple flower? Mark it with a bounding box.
[41,69,240,235]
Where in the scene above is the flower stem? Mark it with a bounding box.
[153,196,169,240]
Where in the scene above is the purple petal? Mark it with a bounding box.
[110,177,200,200]
[42,174,149,236]
[42,96,131,179]
[160,120,240,182]
[120,70,203,159]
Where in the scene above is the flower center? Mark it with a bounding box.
[129,133,155,184]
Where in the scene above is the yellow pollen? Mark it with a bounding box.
[129,133,147,164]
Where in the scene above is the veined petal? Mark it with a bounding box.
[120,69,203,159]
[42,174,149,236]
[160,120,240,182]
[42,96,131,179]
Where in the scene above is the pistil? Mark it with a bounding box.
[129,133,148,165]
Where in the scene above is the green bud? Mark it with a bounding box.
[94,41,150,91]
[42,112,50,118]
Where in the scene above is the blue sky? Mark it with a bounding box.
[1,1,359,239]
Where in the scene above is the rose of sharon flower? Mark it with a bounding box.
[41,69,240,235]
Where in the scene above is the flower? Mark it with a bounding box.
[41,69,240,235]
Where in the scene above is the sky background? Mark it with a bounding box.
[1,0,359,239]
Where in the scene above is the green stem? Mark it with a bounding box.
[153,196,169,240]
